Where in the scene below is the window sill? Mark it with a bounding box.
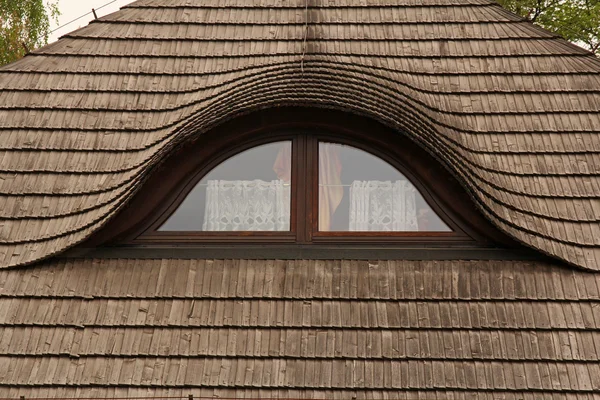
[62,244,541,261]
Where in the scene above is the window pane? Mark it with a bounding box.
[160,141,292,231]
[318,142,451,232]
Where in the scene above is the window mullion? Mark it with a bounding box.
[295,134,310,243]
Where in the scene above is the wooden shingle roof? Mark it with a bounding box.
[0,258,599,396]
[1,0,600,269]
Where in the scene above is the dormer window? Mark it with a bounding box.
[159,141,293,232]
[315,142,450,233]
[92,109,507,248]
[157,136,451,237]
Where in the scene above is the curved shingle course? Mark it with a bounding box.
[0,0,599,269]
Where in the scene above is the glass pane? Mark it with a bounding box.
[318,142,451,232]
[160,141,292,231]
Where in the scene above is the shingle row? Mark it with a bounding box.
[1,356,599,390]
[1,259,598,300]
[1,327,598,361]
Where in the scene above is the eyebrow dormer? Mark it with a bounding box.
[84,108,518,251]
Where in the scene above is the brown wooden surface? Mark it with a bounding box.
[4,388,600,400]
[0,257,599,396]
[0,0,599,268]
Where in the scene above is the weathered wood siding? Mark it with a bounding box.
[0,0,599,268]
[0,258,598,396]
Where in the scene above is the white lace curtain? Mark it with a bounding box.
[203,180,290,231]
[349,180,419,231]
[203,179,416,232]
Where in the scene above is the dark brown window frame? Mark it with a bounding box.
[84,108,518,248]
[144,132,462,243]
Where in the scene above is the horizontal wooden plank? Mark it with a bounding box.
[0,387,597,399]
[0,356,598,390]
[2,259,597,301]
[0,297,597,329]
[0,327,598,361]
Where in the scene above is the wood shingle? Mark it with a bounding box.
[1,0,600,396]
[0,0,599,268]
[0,259,597,396]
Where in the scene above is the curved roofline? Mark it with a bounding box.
[83,106,516,248]
[1,0,599,269]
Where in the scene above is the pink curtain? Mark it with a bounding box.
[318,144,343,231]
[273,143,343,231]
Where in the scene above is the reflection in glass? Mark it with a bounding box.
[318,142,451,232]
[160,141,291,231]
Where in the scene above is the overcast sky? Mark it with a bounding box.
[48,0,135,43]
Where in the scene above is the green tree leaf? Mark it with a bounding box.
[496,0,600,56]
[0,0,60,65]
